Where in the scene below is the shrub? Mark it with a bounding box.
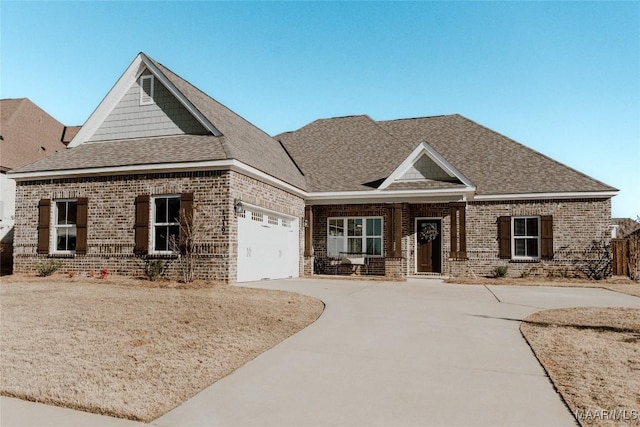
[520,269,530,278]
[492,265,508,278]
[100,268,109,280]
[145,260,166,281]
[36,260,63,277]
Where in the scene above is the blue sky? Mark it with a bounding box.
[1,1,638,218]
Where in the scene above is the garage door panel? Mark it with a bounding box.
[237,208,299,282]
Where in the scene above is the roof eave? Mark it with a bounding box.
[306,186,476,205]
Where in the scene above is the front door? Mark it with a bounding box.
[416,219,442,273]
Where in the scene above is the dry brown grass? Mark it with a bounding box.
[447,276,640,297]
[521,307,640,426]
[0,274,323,422]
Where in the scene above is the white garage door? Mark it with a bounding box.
[237,207,299,282]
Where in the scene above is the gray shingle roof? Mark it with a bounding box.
[379,115,616,195]
[13,135,227,172]
[277,114,616,195]
[149,59,306,190]
[276,115,416,192]
[0,98,67,170]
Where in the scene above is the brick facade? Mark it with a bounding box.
[308,198,612,280]
[13,170,304,282]
[451,198,612,278]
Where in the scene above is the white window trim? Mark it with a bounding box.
[511,216,541,260]
[52,199,77,255]
[151,195,181,254]
[327,216,383,258]
[139,75,155,105]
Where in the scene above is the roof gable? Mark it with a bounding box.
[19,53,306,190]
[68,53,220,148]
[378,142,474,190]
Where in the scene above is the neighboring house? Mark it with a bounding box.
[611,217,640,239]
[8,53,618,282]
[0,98,68,274]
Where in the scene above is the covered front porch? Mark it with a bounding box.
[303,202,468,280]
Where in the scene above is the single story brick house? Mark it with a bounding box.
[9,53,618,282]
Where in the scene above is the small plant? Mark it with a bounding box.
[36,260,63,277]
[100,268,109,280]
[88,270,96,278]
[492,265,508,278]
[68,270,75,278]
[145,259,166,281]
[519,269,530,278]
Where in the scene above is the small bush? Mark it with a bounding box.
[492,265,508,278]
[578,239,612,280]
[145,260,166,281]
[36,260,63,277]
[520,269,530,278]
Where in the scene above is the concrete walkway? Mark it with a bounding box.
[3,279,639,427]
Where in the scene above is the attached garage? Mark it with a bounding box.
[236,206,299,282]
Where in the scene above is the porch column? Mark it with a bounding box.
[304,205,313,257]
[392,203,403,257]
[386,203,403,258]
[449,202,467,259]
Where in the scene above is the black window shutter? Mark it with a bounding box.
[498,216,511,259]
[75,198,88,255]
[134,195,150,255]
[541,215,554,260]
[37,199,51,254]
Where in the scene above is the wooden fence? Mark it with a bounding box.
[612,239,627,276]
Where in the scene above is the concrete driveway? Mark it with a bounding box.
[3,278,639,427]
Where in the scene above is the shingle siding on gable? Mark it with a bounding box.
[89,75,208,142]
[400,155,451,181]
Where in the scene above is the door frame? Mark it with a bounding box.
[414,217,443,274]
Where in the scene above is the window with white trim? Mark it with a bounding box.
[512,216,540,259]
[54,200,77,252]
[327,217,383,257]
[140,75,154,105]
[153,195,180,252]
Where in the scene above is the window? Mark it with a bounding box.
[153,195,180,252]
[54,200,77,252]
[512,216,540,259]
[140,75,154,105]
[327,217,383,257]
